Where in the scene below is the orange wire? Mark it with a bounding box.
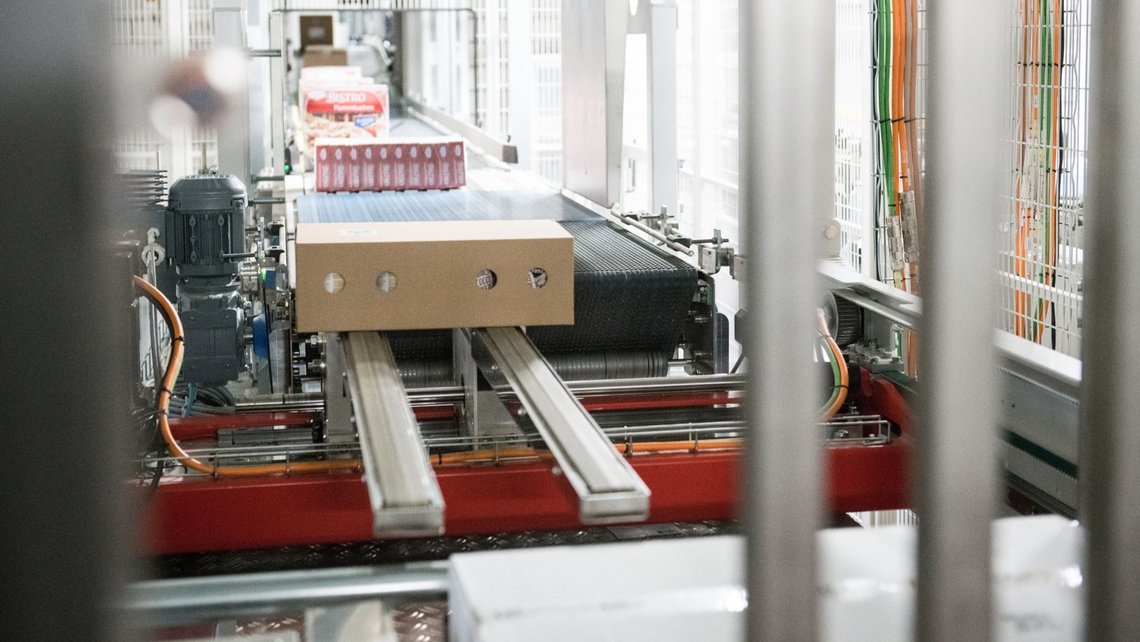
[135,275,362,478]
[817,310,850,421]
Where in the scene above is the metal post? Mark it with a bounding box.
[0,1,131,640]
[918,1,1006,639]
[740,1,834,639]
[647,1,679,219]
[1080,2,1140,639]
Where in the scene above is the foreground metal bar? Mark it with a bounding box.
[125,562,449,628]
[342,332,445,537]
[473,327,650,523]
[2,2,130,639]
[1081,2,1140,639]
[919,1,1006,639]
[740,0,833,638]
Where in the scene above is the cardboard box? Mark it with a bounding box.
[302,46,347,68]
[299,15,334,47]
[295,220,574,332]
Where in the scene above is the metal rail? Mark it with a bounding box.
[136,415,892,474]
[124,562,449,628]
[342,332,444,537]
[471,327,651,523]
[234,373,749,412]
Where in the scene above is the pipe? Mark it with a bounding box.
[740,0,834,638]
[124,563,449,629]
[918,0,1006,638]
[1080,1,1140,639]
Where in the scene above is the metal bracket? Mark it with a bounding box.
[342,332,444,537]
[469,327,650,524]
[323,333,355,443]
[452,329,520,438]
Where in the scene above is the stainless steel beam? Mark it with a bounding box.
[472,327,650,523]
[404,99,519,164]
[918,0,1007,639]
[740,0,833,638]
[124,562,448,628]
[342,332,444,537]
[1080,1,1140,639]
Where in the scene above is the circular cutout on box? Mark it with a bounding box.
[376,271,397,293]
[475,269,497,290]
[324,272,345,294]
[527,267,548,289]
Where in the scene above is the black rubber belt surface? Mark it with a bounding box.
[296,191,698,364]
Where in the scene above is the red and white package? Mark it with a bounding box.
[347,144,362,191]
[315,143,333,192]
[377,144,392,190]
[407,144,424,190]
[361,143,377,191]
[423,144,438,189]
[302,83,389,151]
[449,140,466,187]
[392,144,409,190]
[314,137,468,193]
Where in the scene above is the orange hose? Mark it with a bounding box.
[816,310,850,420]
[433,439,745,467]
[135,275,362,478]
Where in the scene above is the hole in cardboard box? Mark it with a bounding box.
[527,268,548,289]
[323,272,345,294]
[476,269,497,290]
[376,271,397,293]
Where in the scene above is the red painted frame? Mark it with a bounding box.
[143,369,914,555]
[142,441,909,555]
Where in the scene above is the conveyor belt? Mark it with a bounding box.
[296,190,698,377]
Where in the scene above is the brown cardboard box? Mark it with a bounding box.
[302,46,348,68]
[295,220,574,332]
[300,15,334,47]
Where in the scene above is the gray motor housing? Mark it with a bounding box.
[167,174,248,385]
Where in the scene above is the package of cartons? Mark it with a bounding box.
[313,137,467,193]
[295,220,574,332]
[302,83,389,151]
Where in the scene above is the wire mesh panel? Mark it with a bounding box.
[111,0,220,177]
[834,0,872,275]
[112,0,167,171]
[530,0,562,183]
[1002,0,1089,358]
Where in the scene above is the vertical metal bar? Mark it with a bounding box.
[740,1,834,639]
[647,1,679,219]
[0,1,131,640]
[1081,2,1140,639]
[918,1,1006,639]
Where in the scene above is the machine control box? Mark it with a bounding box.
[295,220,574,332]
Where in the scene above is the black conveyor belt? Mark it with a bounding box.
[296,190,698,376]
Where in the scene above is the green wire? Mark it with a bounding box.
[818,338,844,416]
[878,0,895,217]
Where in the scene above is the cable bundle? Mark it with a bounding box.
[873,0,922,294]
[1013,0,1067,346]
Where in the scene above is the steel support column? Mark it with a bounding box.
[740,1,834,638]
[918,1,1007,639]
[1080,1,1140,638]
